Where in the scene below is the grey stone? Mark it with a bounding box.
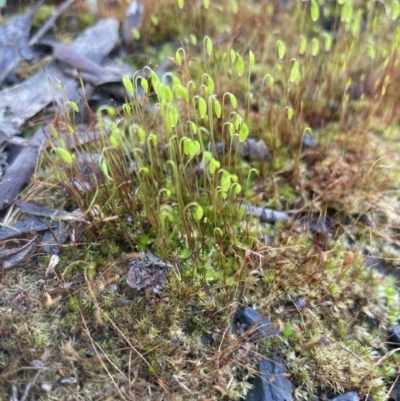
[245,354,293,401]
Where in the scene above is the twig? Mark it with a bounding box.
[20,370,42,401]
[10,385,18,401]
[172,375,192,394]
[29,0,76,46]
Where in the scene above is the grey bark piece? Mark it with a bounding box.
[0,18,119,143]
[2,237,36,270]
[245,355,293,401]
[14,199,82,221]
[0,217,55,241]
[42,40,104,77]
[0,126,49,209]
[0,144,38,210]
[44,41,132,86]
[41,221,69,255]
[0,0,45,85]
[0,236,36,260]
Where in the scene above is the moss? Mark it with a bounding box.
[2,0,400,400]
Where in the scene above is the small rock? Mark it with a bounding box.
[245,354,293,401]
[294,298,307,309]
[308,216,334,234]
[389,383,400,401]
[358,214,372,227]
[201,336,213,346]
[31,360,45,368]
[86,345,96,357]
[237,139,272,162]
[302,134,317,148]
[328,392,359,401]
[207,141,224,157]
[261,233,274,245]
[387,326,400,347]
[233,307,279,339]
[41,382,52,392]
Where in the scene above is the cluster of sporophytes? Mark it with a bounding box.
[2,0,400,399]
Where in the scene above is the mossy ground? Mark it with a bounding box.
[1,0,400,400]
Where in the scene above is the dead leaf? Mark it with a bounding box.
[126,251,172,292]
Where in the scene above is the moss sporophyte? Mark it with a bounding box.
[2,0,400,400]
